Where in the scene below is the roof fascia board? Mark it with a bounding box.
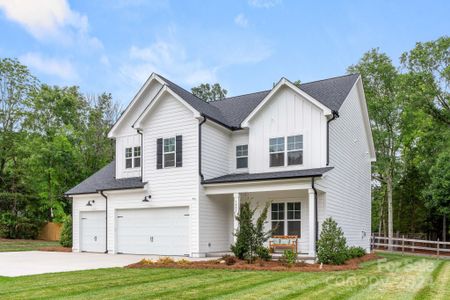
[133,85,201,129]
[241,78,332,128]
[108,73,165,138]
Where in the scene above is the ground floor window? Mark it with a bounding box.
[271,201,301,237]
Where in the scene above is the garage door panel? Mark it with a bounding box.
[116,207,189,256]
[80,211,106,253]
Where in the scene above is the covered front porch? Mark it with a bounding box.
[203,177,326,258]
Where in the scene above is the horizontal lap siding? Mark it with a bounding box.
[115,81,163,179]
[200,122,233,253]
[320,85,372,251]
[141,93,199,254]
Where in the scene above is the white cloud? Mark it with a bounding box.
[234,13,249,28]
[100,54,110,66]
[0,0,101,48]
[248,0,281,8]
[121,40,217,87]
[20,52,78,80]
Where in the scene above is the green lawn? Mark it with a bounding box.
[0,239,60,252]
[0,253,449,299]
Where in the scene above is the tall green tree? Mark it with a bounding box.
[191,83,227,102]
[400,36,449,126]
[348,49,402,249]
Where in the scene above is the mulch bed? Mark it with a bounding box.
[37,246,72,252]
[126,253,379,272]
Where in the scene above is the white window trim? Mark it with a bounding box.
[236,144,248,169]
[163,137,176,168]
[270,200,302,237]
[269,134,304,168]
[125,146,141,170]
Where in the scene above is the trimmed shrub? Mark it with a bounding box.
[280,249,297,267]
[347,246,366,259]
[256,246,272,261]
[59,215,72,247]
[317,217,348,265]
[224,255,237,265]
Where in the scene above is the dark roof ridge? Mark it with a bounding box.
[299,73,360,86]
[209,89,272,103]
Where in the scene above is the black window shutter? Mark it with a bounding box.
[176,135,182,167]
[156,138,163,169]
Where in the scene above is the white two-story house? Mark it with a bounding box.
[66,72,375,258]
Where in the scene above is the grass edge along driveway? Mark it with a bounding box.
[0,253,449,299]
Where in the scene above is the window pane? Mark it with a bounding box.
[164,153,175,167]
[287,150,303,165]
[125,158,132,169]
[125,148,132,158]
[272,221,285,236]
[163,138,175,152]
[287,135,303,150]
[236,145,248,156]
[134,157,141,168]
[270,153,284,167]
[236,157,248,169]
[269,137,284,152]
[287,211,293,219]
[287,221,301,237]
[134,146,141,156]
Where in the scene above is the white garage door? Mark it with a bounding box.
[116,207,189,256]
[80,211,106,253]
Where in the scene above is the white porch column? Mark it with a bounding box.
[233,192,240,243]
[308,188,316,257]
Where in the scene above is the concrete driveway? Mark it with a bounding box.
[0,251,204,277]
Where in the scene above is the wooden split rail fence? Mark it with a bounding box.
[371,235,450,257]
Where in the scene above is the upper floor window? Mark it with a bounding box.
[163,137,176,167]
[269,135,303,167]
[125,146,141,169]
[269,137,285,167]
[236,145,248,169]
[157,135,182,169]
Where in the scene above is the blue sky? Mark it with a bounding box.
[0,0,448,105]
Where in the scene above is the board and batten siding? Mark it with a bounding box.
[319,82,372,251]
[114,80,163,179]
[140,92,200,254]
[247,86,327,173]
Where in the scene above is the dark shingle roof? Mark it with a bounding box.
[160,73,359,129]
[65,161,145,195]
[202,167,334,184]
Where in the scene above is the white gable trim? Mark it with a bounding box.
[241,78,333,128]
[133,85,201,130]
[108,73,166,138]
[355,76,376,161]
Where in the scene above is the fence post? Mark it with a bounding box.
[412,240,415,252]
[402,235,405,255]
[437,238,440,258]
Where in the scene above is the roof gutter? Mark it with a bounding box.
[326,111,339,166]
[99,190,108,253]
[198,115,207,181]
[136,128,143,180]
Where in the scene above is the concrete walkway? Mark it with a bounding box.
[0,251,209,277]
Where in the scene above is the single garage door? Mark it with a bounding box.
[80,211,106,253]
[116,207,189,256]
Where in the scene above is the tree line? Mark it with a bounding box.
[0,58,119,238]
[0,36,448,242]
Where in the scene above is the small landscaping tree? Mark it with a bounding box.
[317,217,348,265]
[231,202,272,263]
[60,215,72,248]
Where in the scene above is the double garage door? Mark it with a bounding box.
[116,207,190,256]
